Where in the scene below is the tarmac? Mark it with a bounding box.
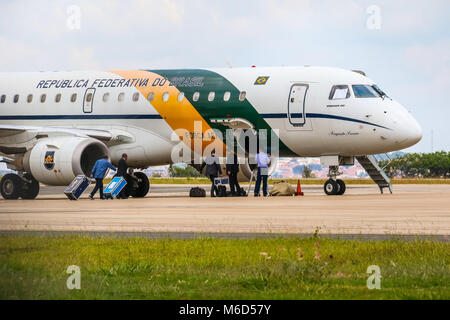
[0,184,449,239]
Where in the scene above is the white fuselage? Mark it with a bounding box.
[0,66,422,169]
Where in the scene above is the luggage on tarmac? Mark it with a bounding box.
[190,187,206,197]
[269,181,296,196]
[214,177,229,186]
[238,187,247,197]
[216,185,227,197]
[64,175,91,200]
[103,177,127,199]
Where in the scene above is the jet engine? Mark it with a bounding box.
[23,136,109,185]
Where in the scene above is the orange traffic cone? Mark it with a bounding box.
[295,179,304,196]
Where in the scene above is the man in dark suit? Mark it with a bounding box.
[200,150,222,197]
[226,151,241,196]
[116,153,129,199]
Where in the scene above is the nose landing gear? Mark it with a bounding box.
[323,166,346,195]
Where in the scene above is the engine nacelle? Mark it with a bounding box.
[23,137,109,185]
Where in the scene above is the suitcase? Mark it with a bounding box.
[64,175,90,200]
[216,185,227,197]
[238,187,247,197]
[189,187,206,197]
[214,177,229,186]
[103,177,127,199]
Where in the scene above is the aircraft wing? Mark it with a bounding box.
[0,124,134,155]
[0,124,113,141]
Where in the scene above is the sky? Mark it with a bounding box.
[0,0,449,154]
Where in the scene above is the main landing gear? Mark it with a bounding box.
[0,173,40,200]
[323,166,346,196]
[121,171,149,198]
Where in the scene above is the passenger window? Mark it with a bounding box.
[71,93,77,102]
[86,93,93,103]
[208,92,215,101]
[223,91,231,101]
[132,92,140,102]
[239,91,246,101]
[40,94,46,103]
[13,94,19,103]
[147,92,154,102]
[193,92,200,101]
[352,85,380,98]
[103,93,109,102]
[118,92,125,102]
[27,94,33,103]
[0,95,5,103]
[162,92,169,102]
[329,85,350,100]
[55,93,61,103]
[177,92,184,102]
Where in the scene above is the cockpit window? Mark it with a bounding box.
[352,85,380,98]
[372,84,390,99]
[329,85,350,100]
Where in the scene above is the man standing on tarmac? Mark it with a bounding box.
[89,155,116,200]
[254,148,271,197]
[116,153,129,199]
[200,150,222,197]
[226,151,241,196]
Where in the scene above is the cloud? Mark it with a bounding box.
[0,0,448,151]
[69,47,99,70]
[402,40,450,92]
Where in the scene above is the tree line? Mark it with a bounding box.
[379,151,450,178]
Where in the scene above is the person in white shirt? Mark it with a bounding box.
[254,148,271,197]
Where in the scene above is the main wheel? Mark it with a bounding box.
[21,174,40,199]
[324,179,339,195]
[130,172,150,198]
[0,174,23,200]
[336,179,346,195]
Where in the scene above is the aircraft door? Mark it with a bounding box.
[288,84,308,126]
[286,83,313,131]
[83,88,96,113]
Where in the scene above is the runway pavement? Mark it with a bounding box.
[1,184,449,238]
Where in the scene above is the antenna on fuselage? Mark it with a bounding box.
[352,70,367,76]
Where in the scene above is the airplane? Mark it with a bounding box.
[0,66,422,200]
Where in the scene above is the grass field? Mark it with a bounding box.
[146,177,450,185]
[0,235,448,299]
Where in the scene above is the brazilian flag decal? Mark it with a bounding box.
[254,76,270,85]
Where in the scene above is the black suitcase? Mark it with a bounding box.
[238,187,247,197]
[216,185,227,197]
[64,175,90,200]
[189,187,206,197]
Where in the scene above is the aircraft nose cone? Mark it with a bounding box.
[397,116,422,148]
[409,119,422,145]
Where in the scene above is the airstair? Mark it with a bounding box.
[356,154,393,194]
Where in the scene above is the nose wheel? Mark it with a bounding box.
[324,165,346,195]
[324,179,346,195]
